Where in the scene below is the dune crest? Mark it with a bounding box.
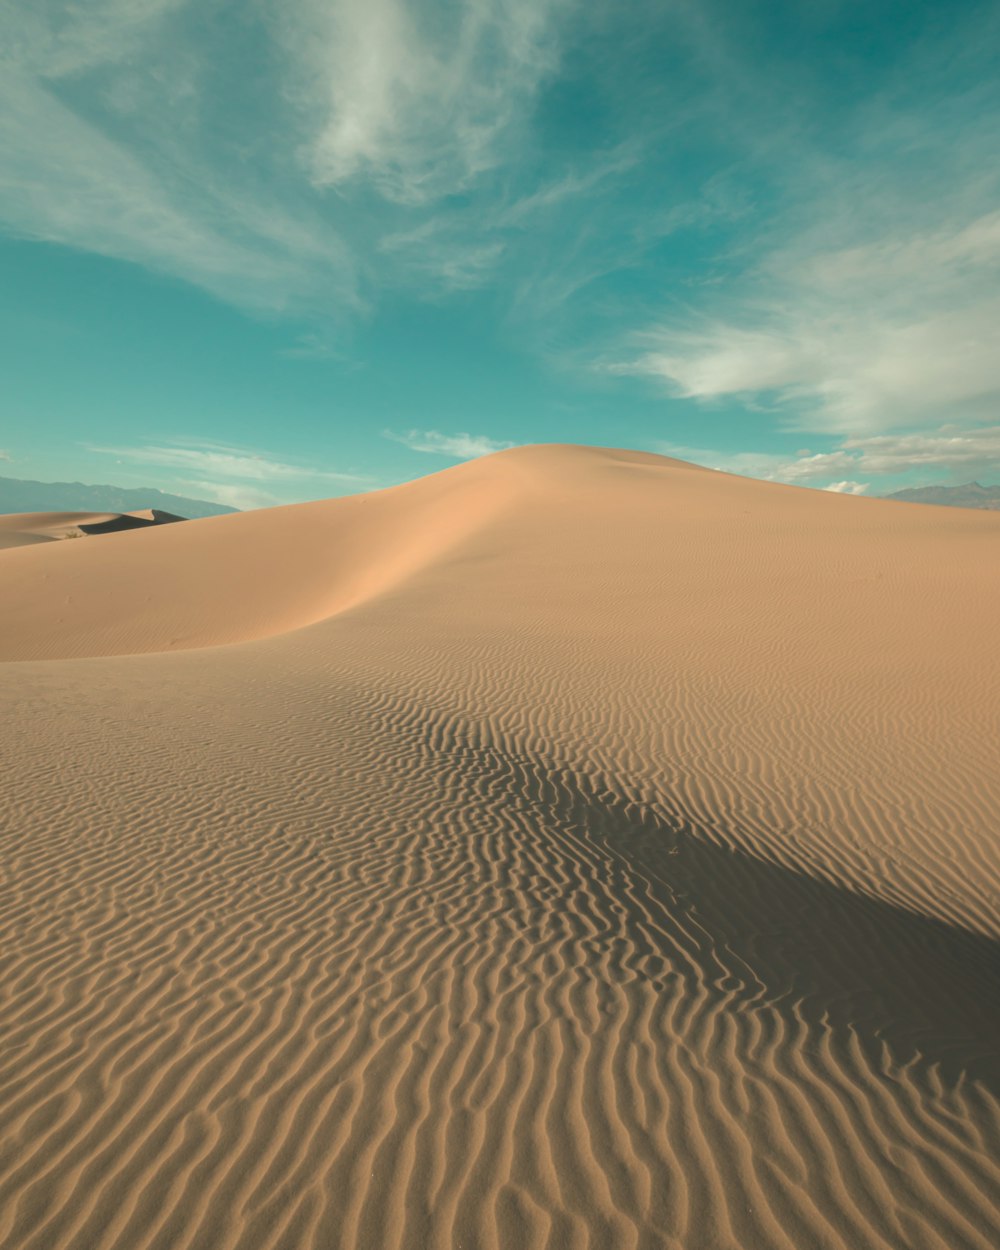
[1,445,998,1250]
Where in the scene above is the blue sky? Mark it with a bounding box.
[2,0,999,507]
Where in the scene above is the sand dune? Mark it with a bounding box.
[1,445,998,1250]
[0,511,121,549]
[0,508,181,550]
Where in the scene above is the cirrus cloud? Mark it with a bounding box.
[85,439,372,508]
[283,0,570,204]
[88,441,369,483]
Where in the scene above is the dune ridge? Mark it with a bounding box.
[1,445,998,1250]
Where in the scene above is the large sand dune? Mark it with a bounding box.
[1,445,998,1250]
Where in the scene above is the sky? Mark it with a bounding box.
[2,0,999,509]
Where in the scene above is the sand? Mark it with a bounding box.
[1,444,998,1250]
[0,508,180,550]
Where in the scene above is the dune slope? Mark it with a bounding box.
[1,445,998,1250]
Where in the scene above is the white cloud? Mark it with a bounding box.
[658,424,1000,492]
[631,292,1000,435]
[824,481,869,495]
[383,429,516,459]
[656,443,851,487]
[773,451,861,483]
[89,441,369,483]
[626,208,1000,434]
[281,0,568,204]
[841,427,1000,476]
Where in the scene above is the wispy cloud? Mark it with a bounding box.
[0,0,592,320]
[282,0,568,205]
[83,440,371,508]
[0,6,356,319]
[379,220,506,292]
[496,147,640,227]
[89,441,368,483]
[383,429,516,459]
[0,6,360,316]
[614,7,1000,443]
[625,210,1000,434]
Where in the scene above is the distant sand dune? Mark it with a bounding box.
[1,446,998,1250]
[0,508,181,550]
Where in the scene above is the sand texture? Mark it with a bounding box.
[1,445,998,1250]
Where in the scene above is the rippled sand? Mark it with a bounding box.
[1,445,998,1250]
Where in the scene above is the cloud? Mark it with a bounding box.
[825,481,869,495]
[840,427,1000,476]
[282,0,568,205]
[3,0,998,461]
[614,3,1000,438]
[379,220,506,291]
[770,451,862,484]
[656,443,850,488]
[0,449,10,462]
[0,0,584,318]
[626,210,1000,434]
[383,429,516,459]
[89,440,370,484]
[0,4,362,315]
[659,424,1000,492]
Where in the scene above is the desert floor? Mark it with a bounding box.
[1,445,998,1250]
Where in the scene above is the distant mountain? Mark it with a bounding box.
[0,476,237,519]
[881,482,1000,510]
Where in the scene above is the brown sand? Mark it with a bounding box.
[1,445,998,1250]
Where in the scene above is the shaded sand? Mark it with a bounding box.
[1,445,998,1250]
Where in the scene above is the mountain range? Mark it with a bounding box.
[882,481,1000,509]
[0,475,237,518]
